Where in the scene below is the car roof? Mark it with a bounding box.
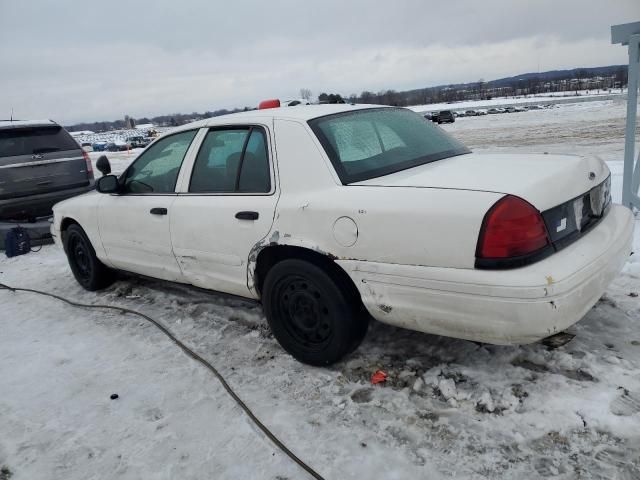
[174,103,391,131]
[0,119,58,130]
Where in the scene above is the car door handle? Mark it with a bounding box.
[150,207,168,215]
[235,211,259,220]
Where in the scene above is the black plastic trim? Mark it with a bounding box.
[475,244,555,269]
[0,180,90,200]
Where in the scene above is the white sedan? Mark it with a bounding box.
[51,102,634,365]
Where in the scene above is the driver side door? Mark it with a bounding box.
[97,129,199,281]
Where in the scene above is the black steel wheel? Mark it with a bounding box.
[263,259,367,366]
[64,224,115,291]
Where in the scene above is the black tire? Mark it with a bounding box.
[263,259,368,366]
[63,224,115,291]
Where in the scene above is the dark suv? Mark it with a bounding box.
[435,110,455,124]
[0,120,94,221]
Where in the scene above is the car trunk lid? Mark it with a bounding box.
[352,152,609,211]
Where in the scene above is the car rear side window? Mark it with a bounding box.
[309,108,470,184]
[189,127,270,193]
[0,126,80,158]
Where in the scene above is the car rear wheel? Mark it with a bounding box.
[263,259,368,366]
[64,224,115,291]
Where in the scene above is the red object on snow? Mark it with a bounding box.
[371,370,387,385]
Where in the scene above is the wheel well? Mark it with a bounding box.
[254,245,363,305]
[60,217,79,232]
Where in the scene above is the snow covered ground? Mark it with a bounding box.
[74,127,171,148]
[409,90,626,114]
[1,98,640,479]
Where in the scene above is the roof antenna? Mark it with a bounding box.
[10,107,13,122]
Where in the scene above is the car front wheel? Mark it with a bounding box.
[263,259,368,366]
[64,224,115,291]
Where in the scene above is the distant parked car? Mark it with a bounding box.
[281,99,312,107]
[93,141,107,152]
[504,106,517,113]
[126,136,146,149]
[0,119,94,220]
[435,110,455,124]
[81,142,93,152]
[423,112,433,121]
[487,108,501,114]
[476,109,488,115]
[514,106,527,112]
[106,141,130,152]
[527,105,541,110]
[465,110,478,117]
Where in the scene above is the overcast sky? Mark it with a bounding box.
[0,1,637,124]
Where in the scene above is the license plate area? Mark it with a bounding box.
[542,175,611,248]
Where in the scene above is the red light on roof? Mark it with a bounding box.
[259,99,281,110]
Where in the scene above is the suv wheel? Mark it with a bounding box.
[64,224,115,291]
[263,259,368,366]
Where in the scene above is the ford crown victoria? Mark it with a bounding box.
[51,102,634,365]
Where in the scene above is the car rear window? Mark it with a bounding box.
[309,108,470,184]
[0,126,80,158]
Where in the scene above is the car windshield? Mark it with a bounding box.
[0,126,79,158]
[309,108,470,183]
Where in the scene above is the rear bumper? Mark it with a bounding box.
[338,204,634,344]
[0,182,94,220]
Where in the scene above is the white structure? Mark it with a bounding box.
[612,21,640,209]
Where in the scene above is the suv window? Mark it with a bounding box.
[309,108,470,184]
[0,126,80,158]
[122,130,196,194]
[189,127,270,193]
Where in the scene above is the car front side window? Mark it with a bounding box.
[122,130,196,194]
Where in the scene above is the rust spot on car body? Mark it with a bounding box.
[379,304,393,314]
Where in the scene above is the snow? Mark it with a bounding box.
[73,127,170,149]
[409,89,627,114]
[2,98,640,479]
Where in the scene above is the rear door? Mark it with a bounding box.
[0,125,90,200]
[171,124,278,297]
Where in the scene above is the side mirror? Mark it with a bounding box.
[96,155,111,175]
[96,175,120,194]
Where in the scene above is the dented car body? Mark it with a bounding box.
[51,104,634,364]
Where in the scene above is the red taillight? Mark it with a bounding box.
[477,195,550,259]
[83,150,94,180]
[258,99,280,109]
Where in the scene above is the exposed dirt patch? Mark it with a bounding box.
[0,466,13,480]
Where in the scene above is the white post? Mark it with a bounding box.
[612,22,640,209]
[624,34,640,207]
